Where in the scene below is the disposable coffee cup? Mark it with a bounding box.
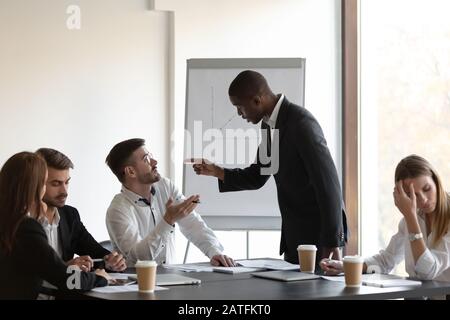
[343,255,364,287]
[135,260,157,293]
[297,244,317,273]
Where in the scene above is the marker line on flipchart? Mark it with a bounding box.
[220,114,237,130]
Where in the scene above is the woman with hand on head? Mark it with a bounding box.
[0,152,110,299]
[321,155,450,285]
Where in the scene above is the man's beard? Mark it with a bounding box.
[138,172,160,185]
[43,194,67,208]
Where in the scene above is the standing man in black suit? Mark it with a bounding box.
[36,148,126,272]
[192,70,348,267]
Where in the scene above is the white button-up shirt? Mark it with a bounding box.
[38,210,62,298]
[365,215,450,283]
[263,94,284,130]
[38,209,62,258]
[106,177,224,265]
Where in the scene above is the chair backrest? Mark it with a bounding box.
[99,240,113,252]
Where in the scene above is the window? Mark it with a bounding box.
[360,0,450,273]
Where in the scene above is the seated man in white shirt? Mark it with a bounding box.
[105,138,235,267]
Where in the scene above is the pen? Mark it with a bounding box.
[92,259,104,262]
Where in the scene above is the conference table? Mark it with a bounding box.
[77,263,450,300]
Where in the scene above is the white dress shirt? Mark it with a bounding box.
[106,177,224,265]
[38,209,62,258]
[263,94,284,130]
[37,209,62,299]
[364,214,450,283]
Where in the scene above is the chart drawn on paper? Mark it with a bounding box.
[209,86,253,134]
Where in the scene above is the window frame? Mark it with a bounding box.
[342,0,359,255]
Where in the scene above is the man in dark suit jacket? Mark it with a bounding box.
[193,70,348,266]
[57,205,112,264]
[36,148,126,272]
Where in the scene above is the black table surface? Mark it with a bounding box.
[79,265,450,300]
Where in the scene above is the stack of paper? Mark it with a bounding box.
[362,278,422,288]
[162,263,214,272]
[212,266,265,274]
[237,259,299,271]
[321,274,422,288]
[162,259,298,273]
[91,285,168,293]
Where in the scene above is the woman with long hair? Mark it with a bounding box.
[321,155,450,283]
[0,152,108,299]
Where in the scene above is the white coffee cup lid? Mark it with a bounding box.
[297,244,317,251]
[343,255,364,263]
[135,260,157,267]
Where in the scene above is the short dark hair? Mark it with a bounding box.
[36,148,74,170]
[228,70,271,98]
[106,138,145,183]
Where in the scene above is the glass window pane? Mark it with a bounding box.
[360,0,450,274]
[249,231,281,259]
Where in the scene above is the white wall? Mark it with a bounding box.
[0,0,170,241]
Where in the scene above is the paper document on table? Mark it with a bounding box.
[91,284,168,293]
[212,266,265,274]
[362,278,422,288]
[163,263,214,272]
[237,259,299,271]
[321,275,345,282]
[361,273,422,287]
[321,274,422,287]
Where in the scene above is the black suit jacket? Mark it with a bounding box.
[57,205,110,262]
[0,218,107,299]
[219,97,348,263]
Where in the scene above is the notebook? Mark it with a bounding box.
[251,270,321,282]
[128,273,201,286]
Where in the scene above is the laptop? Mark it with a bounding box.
[128,273,201,286]
[251,270,320,282]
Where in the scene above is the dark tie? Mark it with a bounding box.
[261,122,272,158]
